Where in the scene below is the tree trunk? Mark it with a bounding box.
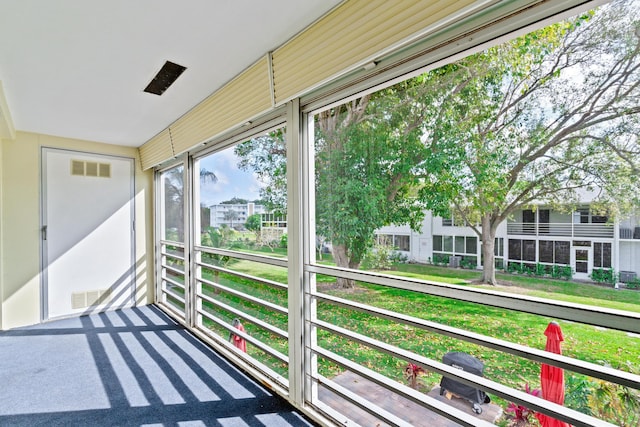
[481,216,498,285]
[332,244,356,288]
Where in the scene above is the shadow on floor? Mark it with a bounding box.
[0,305,313,427]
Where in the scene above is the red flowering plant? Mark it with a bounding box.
[505,383,542,426]
[404,363,426,389]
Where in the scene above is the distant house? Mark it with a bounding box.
[209,202,266,229]
[259,212,287,244]
[377,205,640,282]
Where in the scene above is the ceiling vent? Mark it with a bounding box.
[144,61,187,96]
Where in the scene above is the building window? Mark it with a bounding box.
[495,238,504,257]
[508,239,522,261]
[574,209,589,224]
[442,217,453,226]
[434,234,477,255]
[593,242,612,268]
[555,241,570,265]
[539,240,554,263]
[443,236,453,252]
[591,214,608,224]
[377,234,393,246]
[508,239,536,262]
[377,234,410,251]
[433,235,442,252]
[523,209,535,223]
[394,235,410,251]
[466,236,477,254]
[523,240,536,262]
[537,240,570,265]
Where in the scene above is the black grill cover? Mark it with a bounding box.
[440,352,487,404]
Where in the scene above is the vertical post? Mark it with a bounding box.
[303,112,318,405]
[183,157,193,327]
[613,217,620,279]
[286,98,304,406]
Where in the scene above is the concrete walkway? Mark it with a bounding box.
[318,371,503,426]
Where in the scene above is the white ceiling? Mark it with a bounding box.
[0,0,343,147]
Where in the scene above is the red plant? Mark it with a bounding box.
[404,363,425,389]
[506,383,542,426]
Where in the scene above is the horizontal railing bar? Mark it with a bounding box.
[157,301,186,320]
[160,240,185,248]
[313,319,615,427]
[198,276,288,316]
[313,349,495,427]
[315,374,422,427]
[195,245,288,268]
[196,261,287,291]
[192,323,291,392]
[161,252,185,262]
[161,264,184,276]
[161,288,185,305]
[197,308,288,364]
[307,264,640,334]
[313,291,640,389]
[198,292,288,339]
[161,276,185,290]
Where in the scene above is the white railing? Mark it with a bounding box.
[507,222,614,238]
[619,226,640,239]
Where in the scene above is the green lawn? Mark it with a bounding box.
[198,253,640,421]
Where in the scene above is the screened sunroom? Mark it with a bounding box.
[1,1,639,426]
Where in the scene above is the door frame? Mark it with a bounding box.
[40,147,136,322]
[572,246,592,280]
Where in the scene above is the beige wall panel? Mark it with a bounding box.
[170,57,272,156]
[272,0,475,103]
[0,132,154,329]
[139,128,174,171]
[0,137,3,328]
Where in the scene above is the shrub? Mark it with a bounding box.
[279,233,288,249]
[433,253,450,266]
[565,363,640,426]
[389,251,409,264]
[362,243,393,270]
[626,278,640,290]
[460,257,477,269]
[565,375,594,416]
[588,362,640,427]
[559,265,573,280]
[591,268,617,285]
[404,363,425,389]
[505,384,541,426]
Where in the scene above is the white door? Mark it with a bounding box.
[42,148,135,320]
[573,247,592,280]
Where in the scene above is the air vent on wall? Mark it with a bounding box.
[71,288,112,309]
[144,60,187,96]
[71,160,85,176]
[70,160,111,178]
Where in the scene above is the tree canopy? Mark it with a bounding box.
[415,0,640,283]
[234,0,640,286]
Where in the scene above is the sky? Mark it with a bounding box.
[198,146,265,206]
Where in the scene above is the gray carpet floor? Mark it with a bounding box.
[0,305,315,427]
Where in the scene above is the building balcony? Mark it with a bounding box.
[507,222,614,238]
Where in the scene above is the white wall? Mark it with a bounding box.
[0,132,154,329]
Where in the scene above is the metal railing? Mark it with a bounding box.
[306,264,639,427]
[191,245,291,389]
[507,222,614,238]
[159,240,186,320]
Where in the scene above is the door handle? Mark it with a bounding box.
[42,225,47,241]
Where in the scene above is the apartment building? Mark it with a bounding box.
[209,202,265,229]
[377,206,640,282]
